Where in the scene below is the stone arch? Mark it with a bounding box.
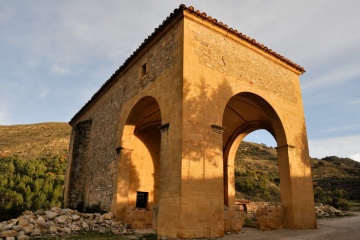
[112,96,162,227]
[222,92,287,208]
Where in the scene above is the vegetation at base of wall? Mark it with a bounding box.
[0,155,66,221]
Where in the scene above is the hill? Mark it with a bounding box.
[0,122,71,159]
[235,141,360,209]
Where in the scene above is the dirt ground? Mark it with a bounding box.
[224,214,360,240]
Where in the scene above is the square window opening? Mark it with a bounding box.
[136,191,148,209]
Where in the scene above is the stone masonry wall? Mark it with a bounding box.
[66,19,183,212]
[68,120,92,210]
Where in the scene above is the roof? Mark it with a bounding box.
[69,4,305,125]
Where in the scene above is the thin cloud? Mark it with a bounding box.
[50,64,72,76]
[301,63,360,91]
[309,135,360,162]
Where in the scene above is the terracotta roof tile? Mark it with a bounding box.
[70,4,305,124]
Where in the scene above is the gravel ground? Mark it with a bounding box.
[223,214,360,240]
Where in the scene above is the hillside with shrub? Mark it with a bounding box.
[235,141,360,210]
[0,122,70,221]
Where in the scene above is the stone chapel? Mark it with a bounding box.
[64,5,316,239]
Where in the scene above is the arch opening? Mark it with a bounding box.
[116,96,162,228]
[222,92,286,208]
[235,130,280,203]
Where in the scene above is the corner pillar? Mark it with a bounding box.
[276,144,317,229]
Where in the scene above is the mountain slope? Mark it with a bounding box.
[0,122,71,159]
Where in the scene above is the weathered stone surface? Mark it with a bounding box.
[33,209,44,215]
[54,216,67,225]
[103,212,113,220]
[45,210,58,220]
[49,226,58,233]
[18,236,30,240]
[34,216,46,227]
[30,227,41,236]
[18,218,30,227]
[11,225,23,231]
[71,214,80,221]
[22,226,34,235]
[0,229,17,237]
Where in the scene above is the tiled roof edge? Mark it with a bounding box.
[69,4,305,125]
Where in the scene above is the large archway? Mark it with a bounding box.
[222,92,286,208]
[114,96,162,228]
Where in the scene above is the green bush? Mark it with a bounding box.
[0,156,66,221]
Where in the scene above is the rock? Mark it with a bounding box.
[45,211,58,220]
[18,236,31,240]
[60,208,74,216]
[49,226,58,233]
[1,223,13,231]
[17,218,30,226]
[11,225,23,231]
[51,207,60,212]
[17,230,25,237]
[0,230,18,238]
[22,210,32,215]
[22,226,34,235]
[54,216,67,225]
[33,209,44,215]
[30,227,41,237]
[103,212,114,220]
[82,221,89,230]
[5,237,16,240]
[65,227,72,234]
[34,216,47,227]
[71,214,81,221]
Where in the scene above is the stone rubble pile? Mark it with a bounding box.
[0,207,129,239]
[315,203,351,218]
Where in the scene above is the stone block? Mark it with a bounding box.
[230,218,244,233]
[276,206,285,218]
[267,217,284,230]
[224,218,231,232]
[132,219,146,229]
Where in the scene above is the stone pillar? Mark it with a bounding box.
[276,144,316,229]
[113,148,133,220]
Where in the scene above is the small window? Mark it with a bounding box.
[141,63,147,77]
[136,191,148,208]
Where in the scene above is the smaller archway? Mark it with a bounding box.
[235,130,280,202]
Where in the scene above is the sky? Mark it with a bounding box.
[1,1,359,161]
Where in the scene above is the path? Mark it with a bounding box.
[223,215,360,240]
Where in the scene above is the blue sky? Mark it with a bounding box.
[1,1,359,161]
